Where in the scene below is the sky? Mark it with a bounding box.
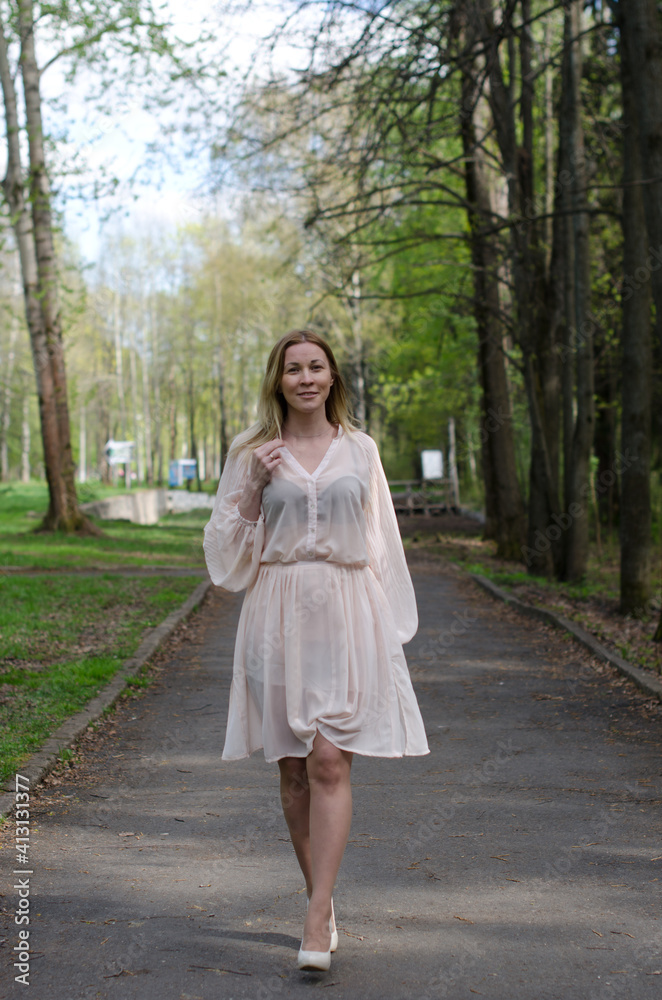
[40,0,302,263]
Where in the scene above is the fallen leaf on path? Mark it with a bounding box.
[591,930,603,937]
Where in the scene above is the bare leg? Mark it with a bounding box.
[301,731,353,952]
[277,756,313,896]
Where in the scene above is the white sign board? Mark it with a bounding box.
[104,439,135,465]
[421,449,443,480]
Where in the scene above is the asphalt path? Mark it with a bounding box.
[1,556,661,1000]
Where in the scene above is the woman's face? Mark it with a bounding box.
[280,342,334,418]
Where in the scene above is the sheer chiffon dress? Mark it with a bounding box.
[203,425,429,762]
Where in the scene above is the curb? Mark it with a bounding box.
[0,578,212,822]
[470,573,662,703]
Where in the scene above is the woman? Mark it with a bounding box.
[203,330,429,972]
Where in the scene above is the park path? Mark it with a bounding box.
[1,557,661,1000]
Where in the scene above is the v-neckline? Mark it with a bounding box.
[281,425,342,480]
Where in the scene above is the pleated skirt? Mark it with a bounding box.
[222,561,429,762]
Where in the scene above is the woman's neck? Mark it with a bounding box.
[282,413,335,439]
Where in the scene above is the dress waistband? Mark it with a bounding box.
[259,559,368,570]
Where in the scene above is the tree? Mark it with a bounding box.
[0,4,85,529]
[0,0,222,529]
[614,0,653,615]
[457,3,525,557]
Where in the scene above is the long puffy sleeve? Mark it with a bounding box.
[203,444,265,591]
[362,434,418,644]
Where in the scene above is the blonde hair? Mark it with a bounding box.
[230,329,358,456]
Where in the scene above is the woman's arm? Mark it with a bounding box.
[363,434,418,643]
[203,438,281,590]
[237,439,283,521]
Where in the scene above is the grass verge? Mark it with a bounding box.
[0,482,209,570]
[0,574,201,782]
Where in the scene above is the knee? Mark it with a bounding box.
[307,747,348,788]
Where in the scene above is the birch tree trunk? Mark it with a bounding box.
[349,269,366,426]
[17,0,90,530]
[79,401,86,484]
[141,346,153,485]
[21,390,30,482]
[128,322,144,484]
[213,271,229,468]
[0,309,17,480]
[0,11,94,530]
[113,288,127,439]
[149,291,163,484]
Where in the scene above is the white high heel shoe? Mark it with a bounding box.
[297,940,331,971]
[297,897,338,970]
[305,895,339,951]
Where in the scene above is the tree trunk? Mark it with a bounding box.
[21,390,30,482]
[213,271,229,469]
[128,321,143,484]
[477,0,559,573]
[141,346,153,485]
[561,1,594,582]
[1,12,95,531]
[17,0,92,531]
[0,308,17,480]
[448,417,460,509]
[113,288,126,439]
[149,291,163,484]
[349,269,367,426]
[593,344,619,540]
[617,0,654,615]
[79,400,86,484]
[459,36,525,560]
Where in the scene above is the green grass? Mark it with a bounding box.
[459,550,621,605]
[0,482,209,570]
[0,573,202,782]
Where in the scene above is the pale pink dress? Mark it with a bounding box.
[203,425,429,762]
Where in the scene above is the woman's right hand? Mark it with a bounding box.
[246,439,284,491]
[238,439,283,521]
